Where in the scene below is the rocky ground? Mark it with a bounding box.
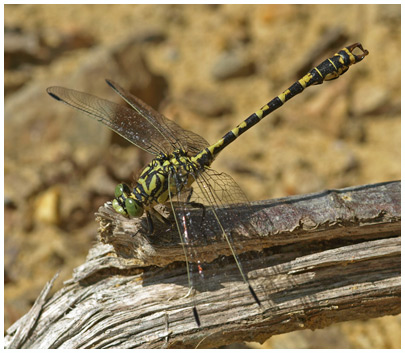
[4,4,400,348]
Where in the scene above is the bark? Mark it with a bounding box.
[5,181,400,349]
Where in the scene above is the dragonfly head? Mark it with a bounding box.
[113,183,144,218]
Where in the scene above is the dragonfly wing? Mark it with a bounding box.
[190,168,265,303]
[47,86,174,155]
[168,167,266,325]
[192,168,250,206]
[166,170,207,326]
[106,80,210,154]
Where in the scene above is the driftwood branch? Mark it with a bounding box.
[5,181,400,349]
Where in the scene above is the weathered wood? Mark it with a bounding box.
[5,181,400,349]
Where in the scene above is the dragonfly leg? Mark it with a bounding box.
[144,208,173,235]
[145,210,154,234]
[144,209,166,234]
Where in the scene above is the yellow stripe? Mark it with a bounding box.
[328,58,337,71]
[238,121,247,129]
[314,67,323,78]
[255,109,264,119]
[256,104,269,119]
[231,126,240,136]
[299,73,311,86]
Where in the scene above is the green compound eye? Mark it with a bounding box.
[114,184,124,198]
[115,183,131,198]
[125,198,144,218]
[112,198,127,216]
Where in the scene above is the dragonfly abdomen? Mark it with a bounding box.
[206,43,368,159]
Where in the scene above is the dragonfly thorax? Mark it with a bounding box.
[113,149,204,218]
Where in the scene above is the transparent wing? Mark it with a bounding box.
[47,82,210,156]
[106,80,210,155]
[166,170,207,325]
[191,168,264,307]
[168,167,251,263]
[168,167,264,325]
[191,168,250,206]
[47,86,169,155]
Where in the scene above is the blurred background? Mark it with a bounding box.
[4,4,400,348]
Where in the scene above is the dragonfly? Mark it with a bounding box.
[47,42,368,326]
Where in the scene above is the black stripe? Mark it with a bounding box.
[336,48,351,65]
[285,81,306,100]
[241,114,261,131]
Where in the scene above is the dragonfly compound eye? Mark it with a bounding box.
[115,183,131,198]
[125,198,144,218]
[114,184,125,198]
[112,198,127,216]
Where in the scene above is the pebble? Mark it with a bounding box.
[33,187,61,226]
[181,88,233,117]
[211,51,255,81]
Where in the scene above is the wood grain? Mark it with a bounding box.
[5,181,400,349]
